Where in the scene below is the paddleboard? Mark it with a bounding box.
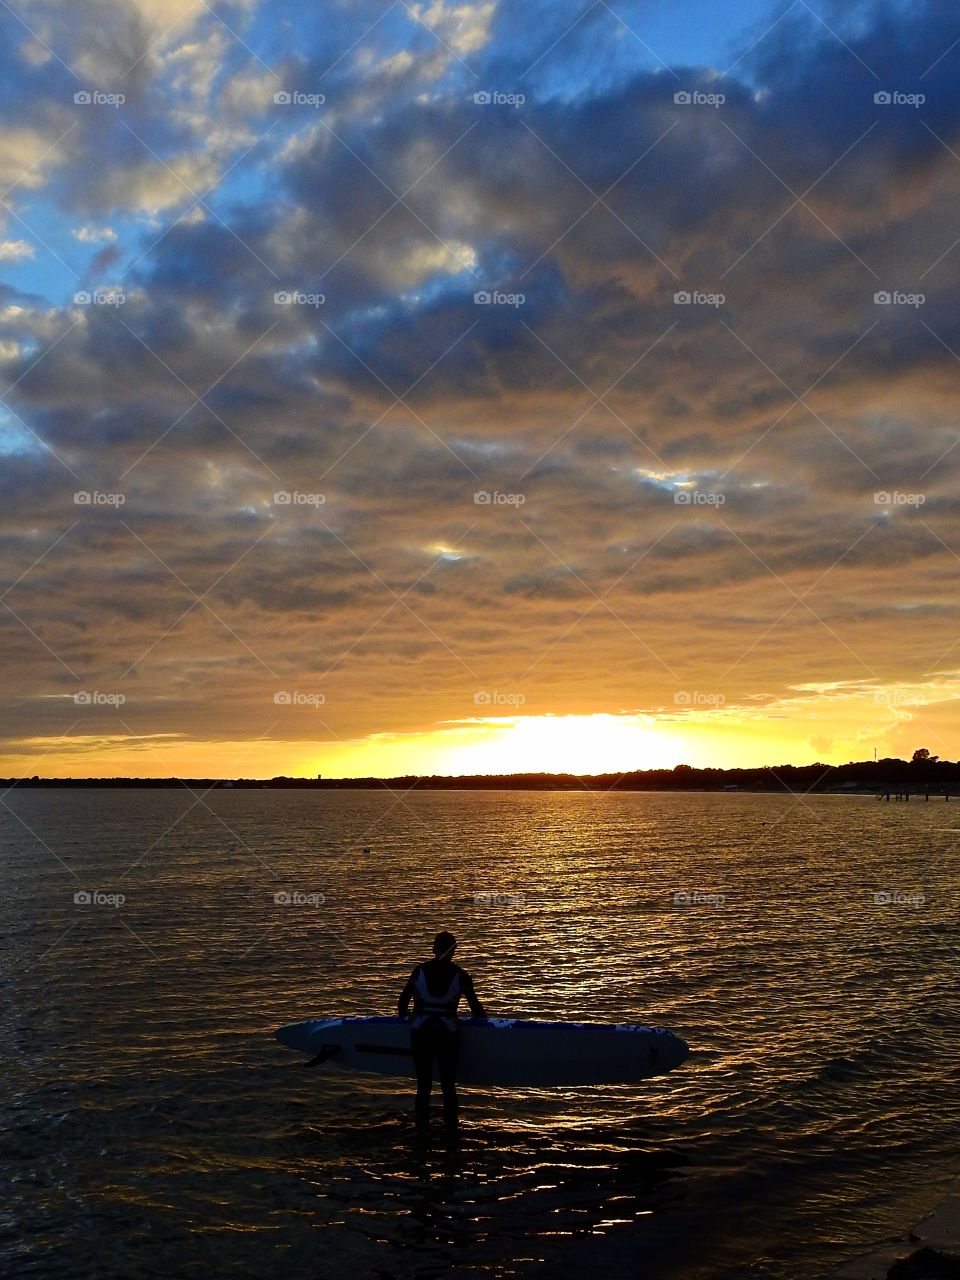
[275,1015,689,1086]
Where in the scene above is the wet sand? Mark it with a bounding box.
[838,1178,960,1278]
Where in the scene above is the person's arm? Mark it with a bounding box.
[398,966,420,1019]
[461,969,486,1019]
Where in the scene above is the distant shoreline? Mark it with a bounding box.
[3,757,958,795]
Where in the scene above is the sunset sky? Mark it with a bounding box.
[1,0,959,778]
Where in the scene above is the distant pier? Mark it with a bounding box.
[879,788,951,801]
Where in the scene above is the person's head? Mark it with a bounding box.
[433,930,457,961]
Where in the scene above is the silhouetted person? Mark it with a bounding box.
[398,931,486,1129]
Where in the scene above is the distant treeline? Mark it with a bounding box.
[5,755,959,793]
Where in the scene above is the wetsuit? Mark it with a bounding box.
[398,958,486,1126]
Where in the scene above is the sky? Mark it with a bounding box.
[1,0,958,779]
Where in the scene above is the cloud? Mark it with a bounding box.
[0,239,35,261]
[408,1,498,57]
[72,224,118,242]
[0,125,70,191]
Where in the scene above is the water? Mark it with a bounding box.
[2,788,958,1278]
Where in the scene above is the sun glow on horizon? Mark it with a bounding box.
[4,677,959,779]
[432,713,687,776]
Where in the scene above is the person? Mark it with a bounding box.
[397,931,486,1129]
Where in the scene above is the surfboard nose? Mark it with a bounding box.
[275,1023,300,1049]
[652,1030,689,1072]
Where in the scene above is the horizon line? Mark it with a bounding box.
[1,755,949,786]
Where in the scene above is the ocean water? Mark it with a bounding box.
[2,787,958,1279]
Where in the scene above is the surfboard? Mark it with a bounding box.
[275,1016,689,1086]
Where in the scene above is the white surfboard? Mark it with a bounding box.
[275,1016,689,1086]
